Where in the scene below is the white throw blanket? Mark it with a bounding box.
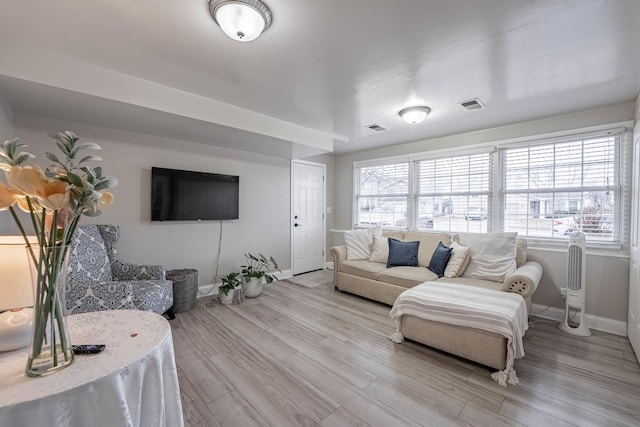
[390,281,528,386]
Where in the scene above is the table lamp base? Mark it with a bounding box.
[0,308,33,352]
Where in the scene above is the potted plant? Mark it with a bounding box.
[219,272,241,304]
[241,253,281,298]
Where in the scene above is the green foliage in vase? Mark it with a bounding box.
[241,253,281,284]
[0,131,118,375]
[219,272,241,296]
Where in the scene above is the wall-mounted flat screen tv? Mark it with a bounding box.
[151,167,239,221]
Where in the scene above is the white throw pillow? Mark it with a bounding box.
[369,236,389,263]
[443,241,470,278]
[460,232,517,282]
[344,226,382,260]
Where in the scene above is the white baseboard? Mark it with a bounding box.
[198,269,293,299]
[531,304,627,336]
[326,261,334,270]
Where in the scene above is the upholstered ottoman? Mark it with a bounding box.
[390,281,528,386]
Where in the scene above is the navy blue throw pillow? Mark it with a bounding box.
[428,241,453,277]
[386,238,420,268]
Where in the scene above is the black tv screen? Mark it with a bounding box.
[151,167,239,221]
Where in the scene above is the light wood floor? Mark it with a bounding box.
[171,279,640,427]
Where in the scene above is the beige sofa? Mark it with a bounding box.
[329,230,543,369]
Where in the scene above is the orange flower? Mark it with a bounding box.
[98,191,114,209]
[0,181,16,210]
[6,165,48,197]
[36,181,70,210]
[15,195,44,213]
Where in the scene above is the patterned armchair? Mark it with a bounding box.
[66,224,174,317]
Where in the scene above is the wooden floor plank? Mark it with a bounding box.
[498,398,578,427]
[285,353,422,427]
[459,401,526,427]
[207,391,270,427]
[172,280,640,427]
[363,378,471,426]
[319,406,372,427]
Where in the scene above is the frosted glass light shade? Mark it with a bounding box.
[0,237,34,311]
[210,0,272,42]
[399,106,431,124]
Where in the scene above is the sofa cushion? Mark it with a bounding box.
[404,232,452,267]
[378,266,438,288]
[428,242,452,278]
[382,230,405,240]
[344,226,381,260]
[339,259,388,280]
[459,232,517,282]
[387,238,420,268]
[369,236,389,263]
[444,241,471,278]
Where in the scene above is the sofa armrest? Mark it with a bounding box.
[329,246,347,289]
[111,260,166,281]
[329,245,347,264]
[503,261,543,299]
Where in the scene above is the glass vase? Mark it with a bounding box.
[25,244,74,377]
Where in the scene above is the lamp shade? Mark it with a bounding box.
[0,236,34,311]
[210,0,272,42]
[399,106,431,124]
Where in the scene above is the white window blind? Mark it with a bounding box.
[500,129,624,244]
[414,152,492,232]
[354,162,409,227]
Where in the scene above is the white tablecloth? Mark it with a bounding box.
[0,310,184,427]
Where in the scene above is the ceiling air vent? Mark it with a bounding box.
[365,123,388,132]
[459,98,484,111]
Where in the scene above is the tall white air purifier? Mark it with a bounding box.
[559,231,591,336]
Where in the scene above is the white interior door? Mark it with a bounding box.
[292,161,325,275]
[629,127,640,363]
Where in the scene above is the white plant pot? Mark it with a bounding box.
[243,277,265,298]
[219,290,234,304]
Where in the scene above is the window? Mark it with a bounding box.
[352,125,630,246]
[354,162,408,227]
[414,151,492,232]
[501,129,624,244]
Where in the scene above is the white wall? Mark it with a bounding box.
[0,93,13,235]
[333,102,636,322]
[0,93,11,138]
[8,113,292,288]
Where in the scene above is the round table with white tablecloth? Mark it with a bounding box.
[0,310,184,427]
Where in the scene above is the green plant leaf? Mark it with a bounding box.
[70,142,101,156]
[66,172,84,187]
[79,155,102,164]
[13,153,34,165]
[44,151,61,164]
[94,176,118,190]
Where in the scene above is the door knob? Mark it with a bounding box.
[294,223,302,227]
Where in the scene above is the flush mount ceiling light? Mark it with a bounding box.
[209,0,272,42]
[398,106,431,124]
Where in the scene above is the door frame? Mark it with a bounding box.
[291,159,327,275]
[629,123,640,363]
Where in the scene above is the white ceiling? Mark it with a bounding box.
[0,0,639,157]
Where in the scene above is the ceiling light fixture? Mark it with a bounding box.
[398,106,431,124]
[209,0,272,42]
